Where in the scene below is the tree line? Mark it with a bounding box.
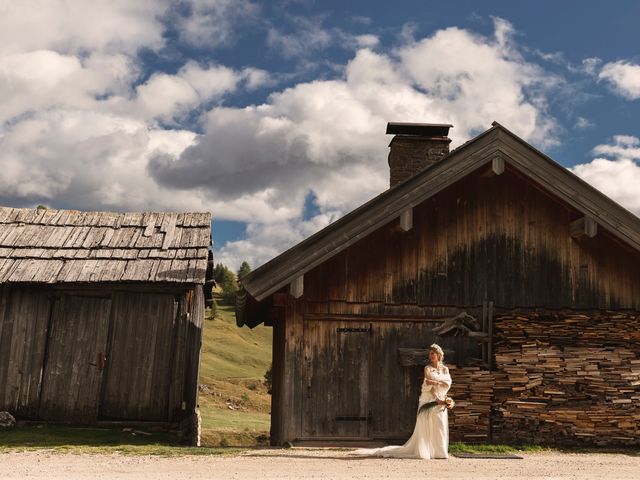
[213,261,251,305]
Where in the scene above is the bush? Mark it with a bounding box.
[264,364,272,394]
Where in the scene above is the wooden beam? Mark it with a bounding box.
[289,275,304,298]
[492,156,505,175]
[570,216,598,239]
[399,208,413,232]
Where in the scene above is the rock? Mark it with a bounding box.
[0,411,16,428]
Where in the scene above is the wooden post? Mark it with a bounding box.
[399,208,413,232]
[570,216,597,239]
[289,275,304,298]
[481,300,488,367]
[487,301,494,371]
[487,300,494,444]
[492,157,505,175]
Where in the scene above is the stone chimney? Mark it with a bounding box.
[387,122,452,187]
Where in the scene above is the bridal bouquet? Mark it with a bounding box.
[417,397,455,415]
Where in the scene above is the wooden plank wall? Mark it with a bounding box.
[100,292,176,421]
[184,285,204,415]
[39,295,111,423]
[0,285,200,426]
[269,306,286,445]
[294,315,481,442]
[0,287,51,417]
[304,167,640,310]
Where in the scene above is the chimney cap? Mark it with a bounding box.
[386,122,452,137]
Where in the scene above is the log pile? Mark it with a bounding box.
[491,311,640,446]
[448,366,495,443]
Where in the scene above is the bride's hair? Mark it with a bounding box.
[429,343,444,362]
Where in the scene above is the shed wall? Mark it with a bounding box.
[0,284,203,429]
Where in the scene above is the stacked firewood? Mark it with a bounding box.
[491,311,640,446]
[448,365,495,442]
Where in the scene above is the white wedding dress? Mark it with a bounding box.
[353,364,452,459]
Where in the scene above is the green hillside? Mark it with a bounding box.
[198,297,273,447]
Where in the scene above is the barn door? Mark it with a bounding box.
[303,319,370,438]
[99,292,176,421]
[39,295,111,423]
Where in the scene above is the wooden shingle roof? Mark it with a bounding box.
[0,207,211,284]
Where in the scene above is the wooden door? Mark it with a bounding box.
[303,319,370,438]
[39,295,111,423]
[0,287,52,418]
[100,292,176,421]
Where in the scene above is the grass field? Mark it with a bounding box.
[197,295,273,447]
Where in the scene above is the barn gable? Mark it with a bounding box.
[241,122,640,312]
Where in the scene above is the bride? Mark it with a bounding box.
[354,343,452,459]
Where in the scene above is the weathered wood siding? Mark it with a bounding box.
[40,295,112,423]
[299,315,481,441]
[0,287,52,418]
[304,167,640,310]
[0,285,203,428]
[100,292,176,421]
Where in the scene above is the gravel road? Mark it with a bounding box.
[2,448,639,480]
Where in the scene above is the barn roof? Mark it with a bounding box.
[0,207,211,284]
[241,122,640,305]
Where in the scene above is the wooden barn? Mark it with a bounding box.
[238,122,640,447]
[0,207,211,444]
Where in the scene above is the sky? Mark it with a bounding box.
[1,0,639,271]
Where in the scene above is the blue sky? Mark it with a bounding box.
[1,1,639,270]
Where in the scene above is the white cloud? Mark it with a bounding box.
[574,116,593,130]
[214,213,339,270]
[571,135,640,215]
[0,50,137,124]
[599,61,640,100]
[134,62,241,121]
[171,0,259,47]
[0,109,208,212]
[580,57,602,76]
[0,0,167,55]
[267,16,333,59]
[353,34,380,48]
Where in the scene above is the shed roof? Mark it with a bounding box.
[240,122,640,304]
[0,207,211,284]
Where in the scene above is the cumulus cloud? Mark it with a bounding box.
[0,0,167,55]
[571,135,640,215]
[0,1,258,212]
[599,61,640,100]
[133,62,242,121]
[167,0,259,47]
[147,18,563,268]
[0,109,207,212]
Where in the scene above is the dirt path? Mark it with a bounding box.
[2,448,639,480]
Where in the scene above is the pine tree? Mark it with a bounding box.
[237,261,251,279]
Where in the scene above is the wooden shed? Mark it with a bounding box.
[0,207,211,444]
[238,122,640,447]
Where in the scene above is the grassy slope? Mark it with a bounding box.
[198,296,273,446]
